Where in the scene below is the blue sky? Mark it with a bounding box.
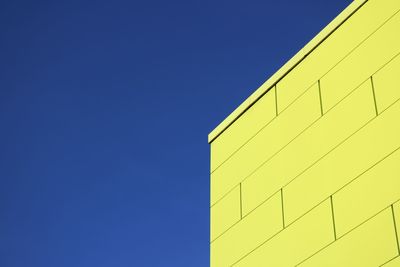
[0,0,350,266]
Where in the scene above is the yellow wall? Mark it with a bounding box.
[209,0,400,266]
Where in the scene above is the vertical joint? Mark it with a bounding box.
[317,80,324,116]
[239,183,243,219]
[370,76,379,116]
[281,188,285,228]
[330,196,337,240]
[275,85,279,116]
[391,204,400,255]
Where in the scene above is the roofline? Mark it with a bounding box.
[208,0,368,144]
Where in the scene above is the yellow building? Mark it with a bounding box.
[208,0,400,266]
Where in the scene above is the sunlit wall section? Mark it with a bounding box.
[209,0,400,266]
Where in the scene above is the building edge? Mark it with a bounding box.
[208,0,368,144]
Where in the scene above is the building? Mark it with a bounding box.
[208,0,400,266]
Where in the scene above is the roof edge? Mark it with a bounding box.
[208,0,368,144]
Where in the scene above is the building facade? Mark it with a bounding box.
[209,0,400,266]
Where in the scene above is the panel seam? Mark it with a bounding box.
[281,188,285,228]
[210,189,280,243]
[212,74,375,207]
[212,49,400,182]
[213,99,400,230]
[391,205,400,255]
[370,76,379,116]
[213,143,400,244]
[296,202,400,266]
[275,85,279,116]
[284,96,400,191]
[208,0,370,144]
[239,183,243,220]
[212,57,400,209]
[211,3,400,145]
[330,195,337,240]
[318,80,324,116]
[379,256,400,267]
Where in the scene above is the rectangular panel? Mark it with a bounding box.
[211,90,276,172]
[277,0,400,112]
[242,79,375,215]
[320,10,400,112]
[298,208,398,267]
[210,186,241,241]
[333,148,400,237]
[284,98,400,226]
[235,200,334,267]
[211,84,320,205]
[210,192,282,267]
[373,53,400,113]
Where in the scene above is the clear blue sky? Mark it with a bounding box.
[0,0,350,266]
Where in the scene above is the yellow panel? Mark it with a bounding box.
[210,192,282,267]
[382,257,400,267]
[242,79,375,215]
[210,186,240,241]
[298,208,398,267]
[235,200,334,267]
[210,90,276,172]
[210,84,320,205]
[284,98,400,226]
[333,148,400,237]
[373,53,400,113]
[277,0,400,112]
[320,10,400,112]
